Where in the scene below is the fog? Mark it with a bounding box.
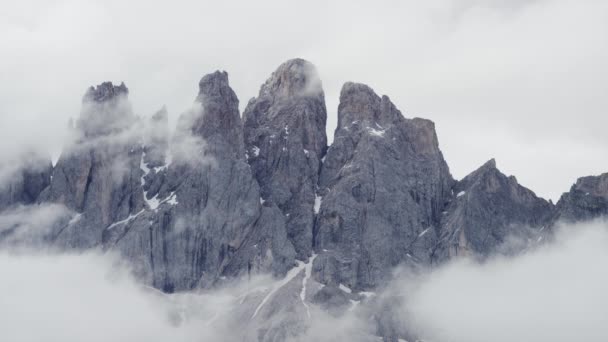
[397,220,608,341]
[1,204,607,341]
[2,0,608,200]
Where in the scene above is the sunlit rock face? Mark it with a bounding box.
[243,59,328,260]
[313,81,454,291]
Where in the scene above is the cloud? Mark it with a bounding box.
[392,219,608,342]
[1,0,607,200]
[0,203,72,246]
[2,212,608,341]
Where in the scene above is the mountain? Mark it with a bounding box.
[314,82,453,291]
[550,173,608,225]
[433,158,553,261]
[0,58,605,342]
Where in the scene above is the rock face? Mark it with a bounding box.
[41,82,146,249]
[109,71,295,291]
[2,58,608,342]
[243,59,327,259]
[433,159,554,261]
[550,173,608,225]
[313,82,453,290]
[0,153,52,211]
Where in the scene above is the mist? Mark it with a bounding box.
[1,209,607,341]
[2,0,608,200]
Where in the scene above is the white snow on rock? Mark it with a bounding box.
[140,152,158,209]
[106,209,145,230]
[339,283,352,294]
[166,192,178,205]
[300,254,317,319]
[418,228,430,238]
[457,191,466,197]
[367,127,386,137]
[314,195,323,214]
[251,146,260,157]
[251,254,317,320]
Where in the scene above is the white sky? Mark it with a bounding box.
[1,0,607,201]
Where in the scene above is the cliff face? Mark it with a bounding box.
[312,82,454,290]
[243,59,327,259]
[109,71,295,291]
[433,159,554,262]
[40,82,146,249]
[0,58,606,342]
[550,173,608,226]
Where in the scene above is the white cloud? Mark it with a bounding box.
[0,1,607,197]
[394,219,608,342]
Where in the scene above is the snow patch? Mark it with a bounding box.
[251,146,260,157]
[68,213,82,226]
[166,192,178,205]
[300,254,317,319]
[251,259,305,319]
[139,152,158,209]
[368,127,386,137]
[457,191,466,197]
[339,283,352,294]
[314,195,323,214]
[106,209,145,230]
[418,228,430,238]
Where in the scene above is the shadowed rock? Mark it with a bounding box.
[243,59,328,259]
[42,82,145,249]
[313,82,453,291]
[434,159,554,261]
[550,172,608,225]
[110,71,295,291]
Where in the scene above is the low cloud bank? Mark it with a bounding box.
[1,219,607,341]
[396,220,608,342]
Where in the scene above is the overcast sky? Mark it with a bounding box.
[1,0,607,201]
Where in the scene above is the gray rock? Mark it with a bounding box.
[243,59,327,259]
[43,82,145,249]
[550,172,608,225]
[0,152,52,211]
[434,159,554,261]
[313,82,453,291]
[111,71,295,291]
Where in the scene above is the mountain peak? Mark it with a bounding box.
[573,172,608,198]
[83,82,128,103]
[258,58,323,99]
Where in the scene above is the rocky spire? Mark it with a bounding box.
[176,71,245,159]
[433,159,553,261]
[314,82,453,290]
[43,81,145,248]
[78,82,135,137]
[243,58,327,259]
[550,172,608,225]
[109,71,295,292]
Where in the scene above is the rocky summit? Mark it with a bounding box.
[0,58,606,341]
